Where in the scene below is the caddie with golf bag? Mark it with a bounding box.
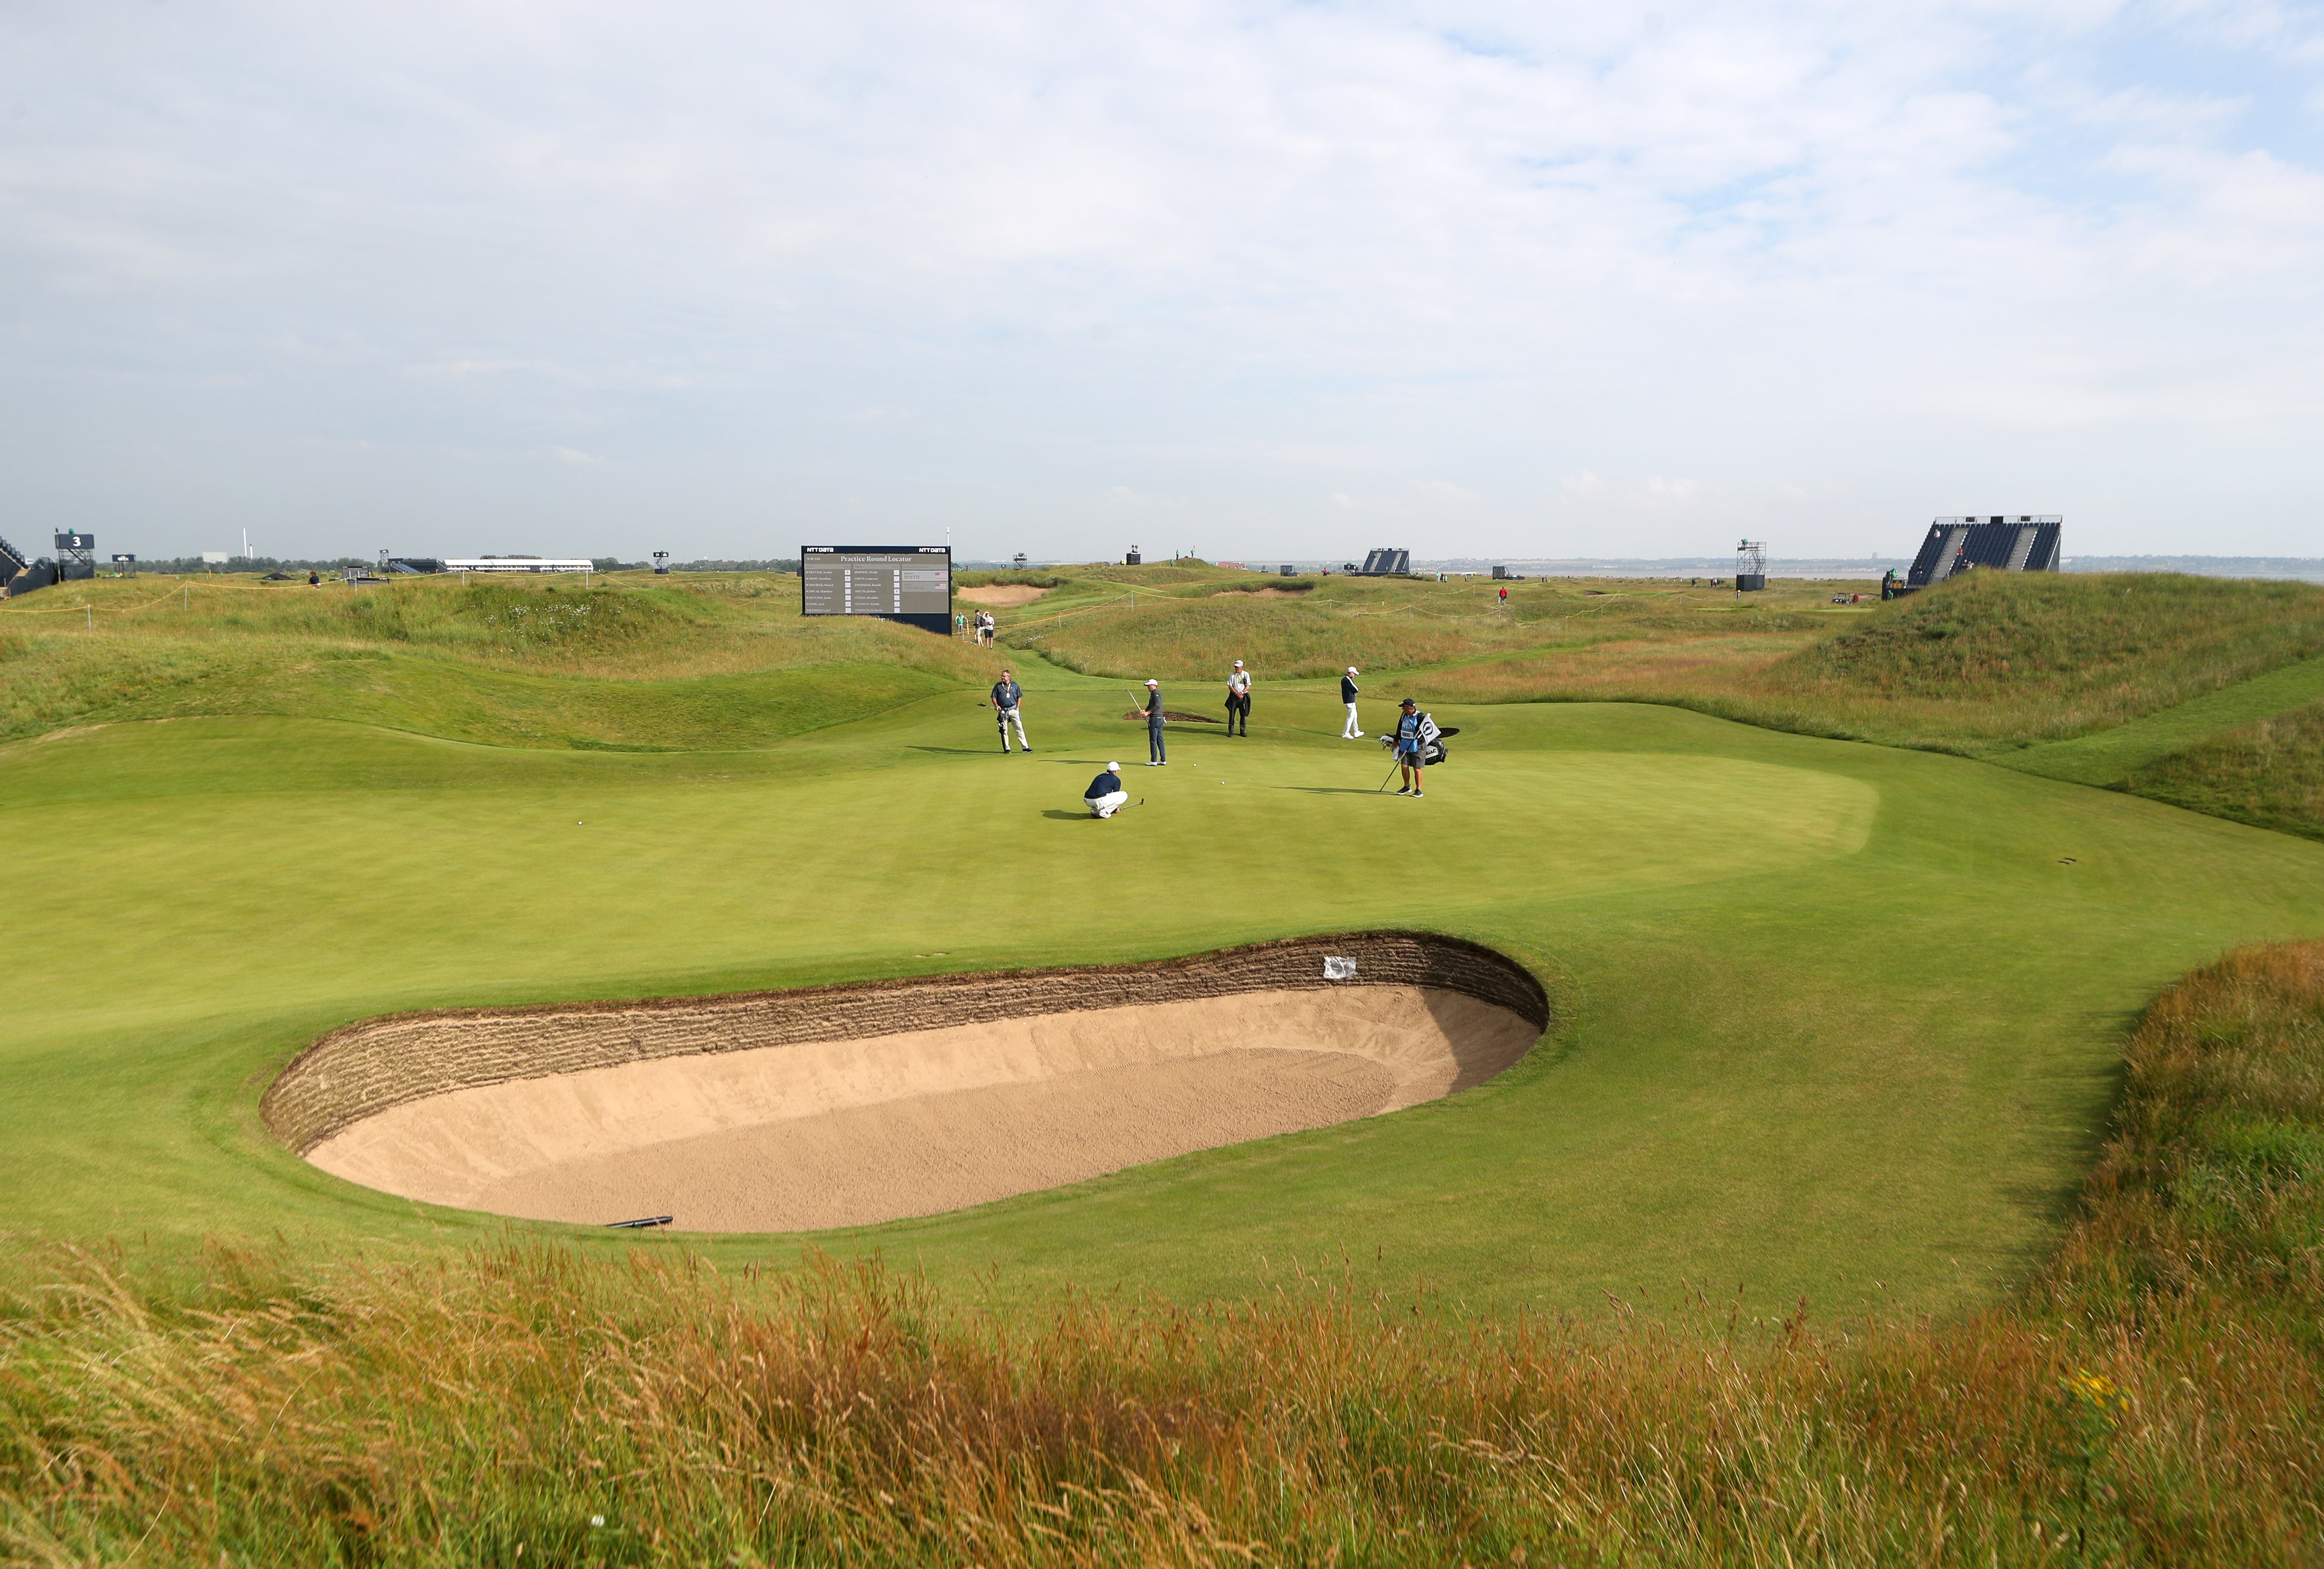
[1377,699,1456,796]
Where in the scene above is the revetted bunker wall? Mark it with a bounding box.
[263,932,1549,1155]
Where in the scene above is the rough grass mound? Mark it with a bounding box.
[0,574,995,748]
[1784,570,2324,715]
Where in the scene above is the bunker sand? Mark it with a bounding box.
[308,987,1536,1231]
[955,585,1050,607]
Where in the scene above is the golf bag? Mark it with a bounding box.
[1379,714,1455,766]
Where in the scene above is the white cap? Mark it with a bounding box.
[1108,761,1120,770]
[1347,666,1359,675]
[1233,659,1244,667]
[1146,679,1159,686]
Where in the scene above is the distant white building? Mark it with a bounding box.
[439,558,596,574]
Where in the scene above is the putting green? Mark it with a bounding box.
[4,666,2321,1319]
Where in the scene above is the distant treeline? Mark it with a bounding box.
[123,556,375,575]
[106,556,803,576]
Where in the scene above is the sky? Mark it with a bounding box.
[2,1,2320,565]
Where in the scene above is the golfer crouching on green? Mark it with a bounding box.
[1084,762,1131,818]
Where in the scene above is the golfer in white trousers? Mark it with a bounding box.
[1084,762,1130,818]
[1340,667,1364,738]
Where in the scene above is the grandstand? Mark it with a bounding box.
[1907,516,2062,589]
[1,533,56,598]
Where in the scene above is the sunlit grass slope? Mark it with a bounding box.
[5,659,2323,1323]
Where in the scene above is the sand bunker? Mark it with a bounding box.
[269,934,1545,1233]
[955,584,1050,606]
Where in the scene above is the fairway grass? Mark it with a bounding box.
[7,655,2323,1322]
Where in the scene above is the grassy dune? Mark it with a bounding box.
[997,565,2324,751]
[2123,700,2324,843]
[1407,572,2324,756]
[0,572,996,749]
[1001,567,1834,683]
[6,940,2320,1565]
[1766,571,2324,749]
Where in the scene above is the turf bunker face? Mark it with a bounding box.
[266,934,1547,1232]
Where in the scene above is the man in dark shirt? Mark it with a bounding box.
[1084,762,1130,818]
[1340,667,1363,738]
[1137,678,1167,765]
[990,669,1030,753]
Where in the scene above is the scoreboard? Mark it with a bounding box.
[800,545,952,635]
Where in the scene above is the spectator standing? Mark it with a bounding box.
[1340,667,1364,738]
[990,667,1031,753]
[1138,678,1168,765]
[1224,660,1252,736]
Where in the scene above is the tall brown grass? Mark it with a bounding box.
[5,942,2323,1564]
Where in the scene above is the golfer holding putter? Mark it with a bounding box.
[1084,761,1130,818]
[1225,660,1252,736]
[1393,698,1427,797]
[990,668,1031,753]
[1138,678,1167,765]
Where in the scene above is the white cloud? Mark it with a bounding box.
[0,0,2319,559]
